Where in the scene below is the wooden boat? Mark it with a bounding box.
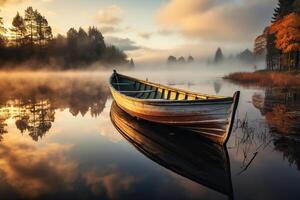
[110,102,233,198]
[109,70,240,144]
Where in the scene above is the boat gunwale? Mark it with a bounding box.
[109,72,234,104]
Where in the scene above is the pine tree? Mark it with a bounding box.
[35,11,52,46]
[272,0,295,22]
[66,28,79,62]
[167,55,177,64]
[77,27,89,61]
[88,27,106,55]
[214,48,224,63]
[0,12,7,46]
[129,58,135,67]
[187,55,194,63]
[293,0,300,13]
[11,12,26,46]
[178,56,186,64]
[24,7,37,47]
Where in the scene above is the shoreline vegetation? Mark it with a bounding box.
[224,70,300,87]
[0,7,132,70]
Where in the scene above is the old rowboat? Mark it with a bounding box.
[109,70,240,144]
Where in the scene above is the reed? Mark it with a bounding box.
[225,71,300,87]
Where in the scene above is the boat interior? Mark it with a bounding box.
[111,73,221,100]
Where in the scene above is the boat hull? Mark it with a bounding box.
[109,71,240,144]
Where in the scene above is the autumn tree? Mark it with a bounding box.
[11,12,26,46]
[269,13,300,69]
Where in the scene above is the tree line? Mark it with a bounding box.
[167,55,194,65]
[0,7,131,69]
[266,0,300,70]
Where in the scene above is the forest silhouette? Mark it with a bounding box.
[0,7,130,69]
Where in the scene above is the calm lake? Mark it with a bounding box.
[0,68,300,200]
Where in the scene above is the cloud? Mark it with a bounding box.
[83,168,139,199]
[138,32,153,39]
[0,0,25,6]
[106,36,140,51]
[100,26,119,34]
[0,138,78,198]
[94,5,123,25]
[156,0,275,42]
[158,29,175,36]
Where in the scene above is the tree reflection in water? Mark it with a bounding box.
[0,73,109,142]
[0,118,8,141]
[253,87,300,135]
[260,87,300,170]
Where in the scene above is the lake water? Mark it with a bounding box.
[0,68,300,200]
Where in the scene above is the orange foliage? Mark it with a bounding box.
[269,13,300,53]
[265,105,294,134]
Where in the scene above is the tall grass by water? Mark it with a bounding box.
[225,71,300,87]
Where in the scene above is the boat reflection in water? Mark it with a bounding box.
[110,102,233,198]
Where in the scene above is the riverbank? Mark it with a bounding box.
[224,70,300,87]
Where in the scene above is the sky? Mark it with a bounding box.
[0,0,277,64]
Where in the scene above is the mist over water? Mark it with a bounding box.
[0,62,300,200]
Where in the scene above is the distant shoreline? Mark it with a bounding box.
[224,70,300,87]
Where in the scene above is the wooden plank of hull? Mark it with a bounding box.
[111,89,233,116]
[110,102,234,197]
[109,71,240,144]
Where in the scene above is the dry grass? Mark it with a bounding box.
[225,71,300,87]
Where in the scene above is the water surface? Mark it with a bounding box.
[0,69,300,200]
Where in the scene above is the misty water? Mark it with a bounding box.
[0,67,300,200]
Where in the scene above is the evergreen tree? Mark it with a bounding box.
[214,48,224,63]
[0,12,7,47]
[35,11,52,46]
[129,58,135,67]
[77,27,89,61]
[293,0,300,13]
[178,56,186,64]
[11,12,26,46]
[24,7,37,47]
[167,55,177,64]
[0,8,128,68]
[66,28,78,63]
[272,0,296,22]
[78,27,88,39]
[88,26,106,58]
[187,55,194,63]
[104,45,127,64]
